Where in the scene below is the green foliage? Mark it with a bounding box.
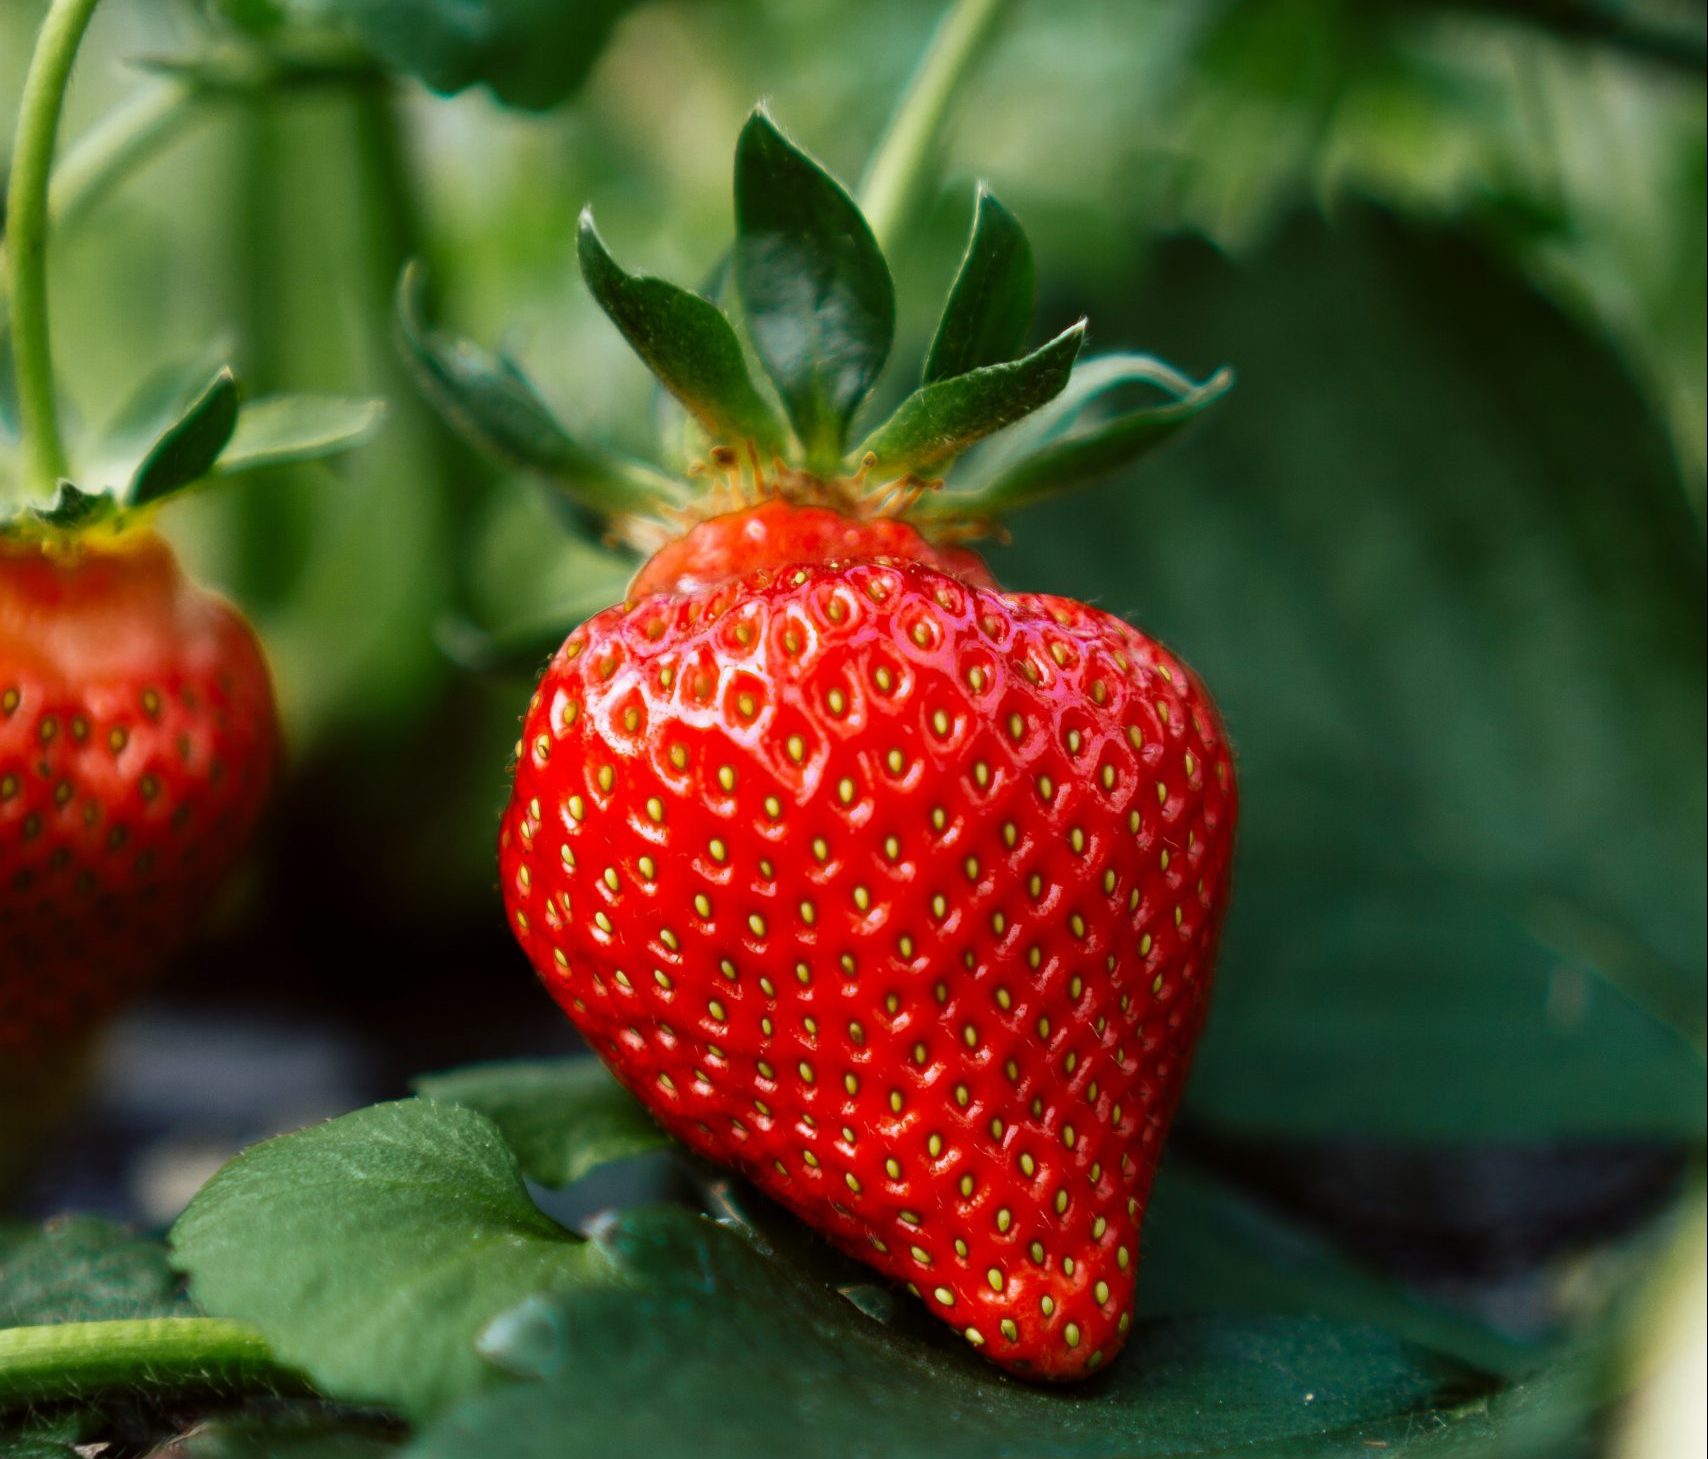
[734,110,898,472]
[858,321,1084,477]
[0,1218,187,1327]
[213,395,387,476]
[994,203,1707,1140]
[324,0,645,110]
[413,1059,670,1187]
[128,368,240,506]
[0,352,381,535]
[163,1062,1538,1458]
[395,264,684,520]
[948,354,1235,514]
[407,105,1215,518]
[410,1209,1480,1459]
[576,211,787,456]
[169,1100,611,1420]
[924,188,1035,385]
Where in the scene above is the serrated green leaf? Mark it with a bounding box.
[327,0,641,110]
[170,1099,612,1421]
[214,395,386,476]
[396,264,684,519]
[128,368,240,507]
[734,110,895,471]
[414,1059,670,1188]
[858,321,1084,478]
[991,205,1707,1138]
[939,353,1233,516]
[924,188,1035,385]
[0,1217,188,1327]
[576,212,787,456]
[408,1205,1486,1459]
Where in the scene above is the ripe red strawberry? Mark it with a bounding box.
[413,107,1236,1377]
[1,531,278,1056]
[498,500,1236,1378]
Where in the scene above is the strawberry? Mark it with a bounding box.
[415,109,1237,1377]
[1,529,278,1056]
[498,502,1235,1377]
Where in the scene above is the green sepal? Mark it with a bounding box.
[396,263,686,520]
[212,393,387,476]
[923,186,1034,385]
[857,321,1084,479]
[97,349,234,463]
[734,109,895,472]
[576,210,788,457]
[932,352,1234,517]
[3,481,122,536]
[128,368,240,507]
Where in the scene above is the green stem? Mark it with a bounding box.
[858,0,1015,256]
[5,0,107,497]
[0,1318,305,1405]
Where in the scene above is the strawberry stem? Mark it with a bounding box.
[858,0,1015,257]
[4,0,106,499]
[0,1317,307,1405]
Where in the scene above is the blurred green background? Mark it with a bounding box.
[1,0,1703,1453]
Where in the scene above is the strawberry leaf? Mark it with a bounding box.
[414,1059,670,1188]
[428,1058,1534,1379]
[576,212,787,456]
[396,264,685,519]
[1,1217,189,1326]
[170,1099,612,1422]
[944,353,1234,514]
[734,110,895,472]
[213,394,387,476]
[857,322,1084,479]
[128,368,241,507]
[923,188,1035,385]
[321,0,642,110]
[409,1205,1489,1459]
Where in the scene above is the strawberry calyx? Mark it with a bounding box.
[400,108,1233,565]
[0,368,383,552]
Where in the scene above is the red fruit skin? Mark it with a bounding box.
[1,533,278,1055]
[499,505,1236,1379]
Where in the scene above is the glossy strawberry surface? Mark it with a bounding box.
[1,533,278,1054]
[499,504,1236,1378]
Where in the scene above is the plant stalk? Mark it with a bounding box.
[5,0,107,497]
[858,0,1015,256]
[0,1318,305,1405]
